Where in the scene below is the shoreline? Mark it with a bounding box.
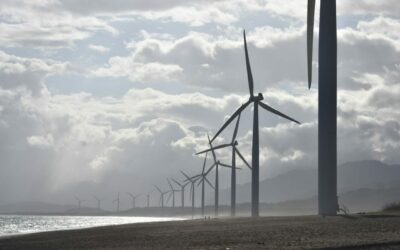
[0,215,187,239]
[1,214,400,249]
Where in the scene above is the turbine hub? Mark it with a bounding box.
[234,141,238,146]
[250,93,264,102]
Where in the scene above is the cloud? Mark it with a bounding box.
[0,1,399,208]
[0,1,117,49]
[88,44,110,53]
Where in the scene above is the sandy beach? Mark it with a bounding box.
[1,214,400,249]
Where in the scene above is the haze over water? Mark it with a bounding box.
[0,215,184,237]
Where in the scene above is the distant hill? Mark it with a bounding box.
[2,160,399,216]
[218,160,400,204]
[257,185,400,215]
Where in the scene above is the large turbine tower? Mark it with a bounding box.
[307,0,338,216]
[211,31,300,217]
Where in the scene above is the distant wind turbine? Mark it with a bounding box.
[171,177,190,209]
[74,196,84,210]
[146,192,152,208]
[307,0,338,216]
[180,170,200,218]
[193,152,215,216]
[113,193,120,212]
[93,196,103,210]
[155,185,170,209]
[167,178,180,208]
[211,30,301,217]
[126,193,141,209]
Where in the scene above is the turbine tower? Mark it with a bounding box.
[167,178,180,208]
[93,196,103,210]
[127,193,141,209]
[307,0,338,216]
[171,177,190,208]
[192,152,214,216]
[181,170,200,218]
[155,185,170,209]
[197,134,234,216]
[113,193,120,212]
[211,30,301,217]
[196,117,250,216]
[146,193,151,208]
[74,196,84,210]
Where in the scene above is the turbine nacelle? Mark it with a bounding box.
[250,93,263,102]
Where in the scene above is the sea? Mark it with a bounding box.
[0,215,184,237]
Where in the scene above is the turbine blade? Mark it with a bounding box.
[243,30,254,97]
[205,162,216,176]
[180,170,191,180]
[196,143,232,155]
[205,177,215,189]
[259,102,300,124]
[202,152,208,174]
[235,148,252,170]
[219,162,233,168]
[167,192,172,203]
[307,0,316,89]
[232,113,241,143]
[211,100,251,142]
[207,134,218,164]
[167,178,174,190]
[171,178,182,187]
[154,185,162,194]
[197,178,203,187]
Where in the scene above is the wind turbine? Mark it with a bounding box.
[126,193,141,209]
[74,196,84,210]
[167,178,180,208]
[93,196,103,210]
[194,152,215,216]
[155,185,170,209]
[197,116,251,216]
[180,170,200,218]
[198,134,236,216]
[171,177,190,208]
[307,0,338,216]
[113,193,120,212]
[211,30,301,217]
[146,191,152,208]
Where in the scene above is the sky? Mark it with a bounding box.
[0,0,399,208]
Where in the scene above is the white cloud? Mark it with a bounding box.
[0,1,400,207]
[27,134,54,148]
[88,44,110,53]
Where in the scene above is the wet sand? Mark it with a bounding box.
[1,214,400,249]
